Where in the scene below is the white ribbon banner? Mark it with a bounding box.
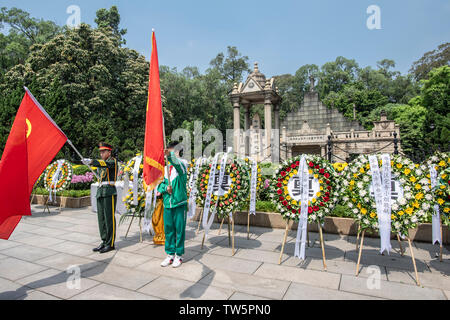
[249,158,258,216]
[216,153,229,219]
[202,153,221,240]
[294,155,309,260]
[132,155,143,206]
[49,160,64,202]
[429,165,442,245]
[369,154,392,254]
[143,187,159,234]
[187,158,203,219]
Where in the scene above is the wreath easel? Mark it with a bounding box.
[195,155,250,256]
[341,154,434,286]
[270,155,339,270]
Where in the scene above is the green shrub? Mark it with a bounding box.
[329,204,352,218]
[32,187,90,198]
[72,165,92,175]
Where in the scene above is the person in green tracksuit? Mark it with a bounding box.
[82,142,118,254]
[157,141,188,268]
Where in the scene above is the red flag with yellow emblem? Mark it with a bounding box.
[0,88,67,239]
[143,31,165,191]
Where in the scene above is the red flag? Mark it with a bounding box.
[0,88,67,239]
[143,31,165,191]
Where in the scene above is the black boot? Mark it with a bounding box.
[93,243,105,252]
[99,245,115,254]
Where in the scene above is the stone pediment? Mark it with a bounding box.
[287,120,320,136]
[241,77,264,94]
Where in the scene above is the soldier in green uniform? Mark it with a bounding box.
[82,142,118,254]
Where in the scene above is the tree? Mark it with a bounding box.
[419,66,450,151]
[366,103,428,156]
[0,23,150,160]
[274,64,319,120]
[318,56,359,97]
[410,42,450,81]
[209,46,250,85]
[95,6,127,44]
[0,7,61,74]
[322,81,388,126]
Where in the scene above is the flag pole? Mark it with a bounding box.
[67,139,100,181]
[155,28,171,188]
[162,111,171,187]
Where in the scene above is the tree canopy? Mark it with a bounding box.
[0,6,448,161]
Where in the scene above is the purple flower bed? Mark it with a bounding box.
[70,172,95,190]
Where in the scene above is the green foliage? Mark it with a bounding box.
[72,165,91,175]
[366,103,428,156]
[255,200,277,213]
[32,187,90,198]
[0,6,448,164]
[330,204,352,218]
[208,46,250,85]
[410,42,449,81]
[0,7,61,74]
[95,6,127,45]
[420,65,450,151]
[0,21,149,161]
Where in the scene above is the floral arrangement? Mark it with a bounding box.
[44,160,73,193]
[269,154,338,224]
[427,152,450,226]
[194,155,250,219]
[340,154,433,236]
[243,157,263,199]
[122,154,146,216]
[436,167,450,226]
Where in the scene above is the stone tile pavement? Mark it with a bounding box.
[0,205,449,300]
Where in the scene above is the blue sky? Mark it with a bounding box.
[2,0,449,78]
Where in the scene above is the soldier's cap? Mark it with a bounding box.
[98,142,113,151]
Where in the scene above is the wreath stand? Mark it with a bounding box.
[247,211,251,239]
[355,228,421,286]
[42,193,64,214]
[278,220,327,270]
[202,212,236,256]
[218,210,251,240]
[355,223,405,255]
[195,212,202,234]
[124,213,144,243]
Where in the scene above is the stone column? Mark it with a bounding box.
[232,98,241,156]
[273,104,280,162]
[244,104,251,157]
[264,93,272,160]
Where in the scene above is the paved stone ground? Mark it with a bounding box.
[0,205,449,300]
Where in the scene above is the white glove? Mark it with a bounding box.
[82,158,92,166]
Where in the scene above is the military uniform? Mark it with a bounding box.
[83,143,118,253]
[92,156,118,249]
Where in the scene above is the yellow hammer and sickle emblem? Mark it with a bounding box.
[26,118,32,139]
